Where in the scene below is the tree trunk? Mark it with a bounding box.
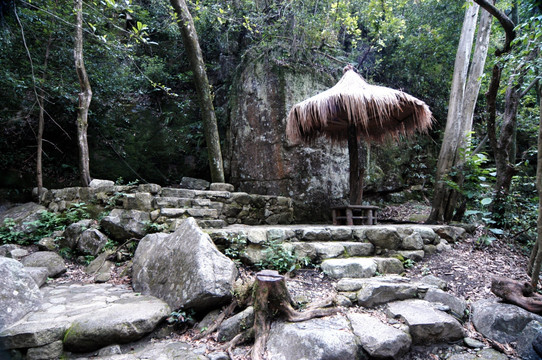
[530,81,542,287]
[37,33,53,202]
[74,0,92,187]
[348,125,365,205]
[169,0,225,183]
[428,1,480,223]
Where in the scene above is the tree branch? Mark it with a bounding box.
[472,0,516,55]
[520,77,541,99]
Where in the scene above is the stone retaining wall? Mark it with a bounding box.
[36,182,293,228]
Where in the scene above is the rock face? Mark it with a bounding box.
[20,251,66,278]
[266,315,362,360]
[471,299,542,343]
[0,258,42,330]
[228,62,349,221]
[132,217,238,311]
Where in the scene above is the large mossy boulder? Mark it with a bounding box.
[132,217,238,312]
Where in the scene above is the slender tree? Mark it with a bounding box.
[74,0,92,186]
[429,1,492,222]
[169,0,225,183]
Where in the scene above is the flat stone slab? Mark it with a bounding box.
[386,299,465,344]
[321,258,377,279]
[266,315,360,360]
[348,312,411,359]
[0,283,170,353]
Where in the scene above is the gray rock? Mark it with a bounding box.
[447,348,508,360]
[396,250,425,262]
[245,229,267,244]
[76,228,108,255]
[424,288,467,319]
[516,320,542,360]
[195,309,221,333]
[472,299,542,344]
[335,275,409,292]
[89,179,115,188]
[138,183,162,195]
[357,280,418,307]
[301,228,331,241]
[132,217,238,312]
[60,219,94,250]
[208,352,229,360]
[180,177,210,190]
[0,203,46,234]
[0,258,42,331]
[436,239,453,252]
[8,248,29,259]
[36,237,56,251]
[373,257,404,274]
[348,312,411,359]
[122,192,154,211]
[463,337,485,349]
[266,315,363,360]
[97,344,122,356]
[217,306,254,342]
[343,242,375,257]
[365,227,401,250]
[321,258,376,279]
[85,250,114,277]
[26,340,63,360]
[386,299,465,344]
[100,209,150,240]
[24,267,49,288]
[210,183,235,192]
[401,233,424,250]
[119,341,207,360]
[63,294,170,352]
[419,275,448,290]
[20,251,66,278]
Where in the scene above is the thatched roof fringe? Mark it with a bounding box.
[286,70,433,145]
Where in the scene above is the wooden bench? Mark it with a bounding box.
[331,205,379,225]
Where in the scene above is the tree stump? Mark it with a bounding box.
[251,270,337,359]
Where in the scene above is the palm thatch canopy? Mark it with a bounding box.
[286,66,433,144]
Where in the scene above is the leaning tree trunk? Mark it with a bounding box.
[429,1,480,223]
[74,0,92,187]
[169,0,225,183]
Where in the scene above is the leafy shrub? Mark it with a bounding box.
[0,218,26,245]
[255,240,299,274]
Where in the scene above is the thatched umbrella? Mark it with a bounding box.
[287,65,433,205]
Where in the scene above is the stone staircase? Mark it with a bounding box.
[207,223,466,279]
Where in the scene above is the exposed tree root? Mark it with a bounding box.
[195,270,338,359]
[491,276,542,314]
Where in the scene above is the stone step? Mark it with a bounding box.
[161,188,231,201]
[158,208,218,219]
[320,257,404,279]
[385,299,465,344]
[153,197,213,209]
[283,241,375,262]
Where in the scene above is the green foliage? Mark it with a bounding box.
[224,234,247,265]
[394,253,415,269]
[255,240,307,274]
[0,218,26,245]
[143,221,168,234]
[166,309,195,329]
